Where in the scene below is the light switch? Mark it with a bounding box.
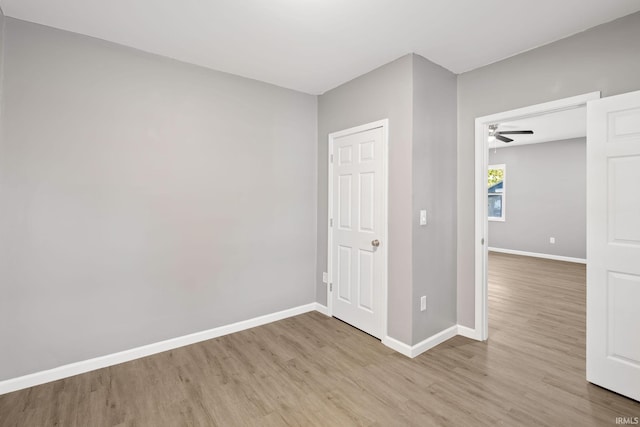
[420,210,427,226]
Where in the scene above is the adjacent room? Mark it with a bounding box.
[1,1,639,425]
[487,108,587,263]
[484,109,590,394]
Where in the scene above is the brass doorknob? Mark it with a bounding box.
[372,239,380,247]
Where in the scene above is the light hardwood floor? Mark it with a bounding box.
[1,253,638,426]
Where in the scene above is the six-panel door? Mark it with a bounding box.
[587,90,640,402]
[331,126,384,338]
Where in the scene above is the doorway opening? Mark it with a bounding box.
[473,92,600,340]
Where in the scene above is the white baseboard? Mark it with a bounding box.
[381,336,413,357]
[411,325,459,357]
[1,307,484,395]
[457,325,482,341]
[382,325,459,358]
[0,303,320,395]
[314,303,329,316]
[488,247,586,264]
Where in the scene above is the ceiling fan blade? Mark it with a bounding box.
[496,130,533,135]
[495,134,513,143]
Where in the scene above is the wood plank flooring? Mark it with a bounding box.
[1,253,638,426]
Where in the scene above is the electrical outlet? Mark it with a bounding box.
[322,272,328,283]
[549,237,556,244]
[419,210,427,226]
[420,296,427,312]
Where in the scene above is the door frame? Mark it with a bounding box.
[327,119,389,339]
[473,92,600,341]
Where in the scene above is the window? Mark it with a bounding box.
[488,164,505,221]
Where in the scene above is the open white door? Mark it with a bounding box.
[587,90,640,401]
[328,120,387,339]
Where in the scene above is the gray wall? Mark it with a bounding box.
[317,54,457,345]
[0,7,4,118]
[411,56,457,343]
[457,11,640,328]
[317,55,414,344]
[0,19,318,380]
[488,138,586,259]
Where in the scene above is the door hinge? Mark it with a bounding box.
[330,154,334,163]
[329,218,333,227]
[481,238,485,245]
[329,283,333,292]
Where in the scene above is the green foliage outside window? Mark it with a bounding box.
[488,168,504,188]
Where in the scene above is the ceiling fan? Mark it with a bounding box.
[489,124,533,143]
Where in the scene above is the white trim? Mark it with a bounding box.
[457,325,482,340]
[0,303,321,395]
[474,115,490,341]
[327,119,389,340]
[381,336,414,357]
[488,247,586,264]
[410,326,459,358]
[474,92,600,342]
[383,325,463,358]
[314,303,329,316]
[326,124,336,322]
[2,314,482,394]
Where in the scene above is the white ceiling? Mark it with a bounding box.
[2,1,640,94]
[489,107,586,149]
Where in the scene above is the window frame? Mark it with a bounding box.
[488,163,506,222]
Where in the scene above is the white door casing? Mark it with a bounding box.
[586,90,640,402]
[327,120,388,339]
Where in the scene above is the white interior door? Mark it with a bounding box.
[587,90,640,402]
[329,122,387,339]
